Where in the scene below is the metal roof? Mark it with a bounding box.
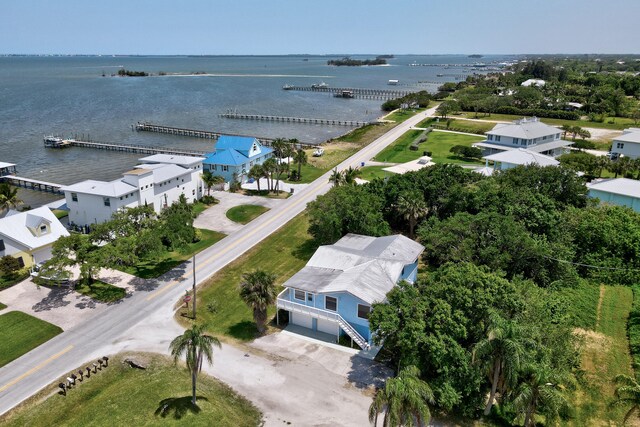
[483,148,559,167]
[0,206,69,250]
[0,162,16,169]
[614,129,640,144]
[61,179,136,197]
[588,178,640,199]
[284,233,424,304]
[486,117,561,140]
[215,135,259,152]
[138,154,205,167]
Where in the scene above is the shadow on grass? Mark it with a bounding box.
[291,238,319,261]
[227,320,258,341]
[154,396,208,419]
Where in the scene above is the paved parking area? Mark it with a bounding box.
[194,190,285,234]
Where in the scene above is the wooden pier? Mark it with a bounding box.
[219,112,369,127]
[282,86,414,100]
[1,176,64,195]
[133,122,316,146]
[63,139,208,156]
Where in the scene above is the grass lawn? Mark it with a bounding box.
[121,229,226,279]
[192,200,215,217]
[285,122,397,184]
[553,280,600,330]
[375,130,484,165]
[359,166,393,182]
[0,353,262,427]
[459,111,635,131]
[566,285,634,425]
[0,270,30,291]
[0,311,63,367]
[0,302,6,310]
[225,205,269,224]
[180,213,316,341]
[75,280,126,303]
[373,129,426,163]
[431,118,495,134]
[383,108,425,123]
[51,209,69,219]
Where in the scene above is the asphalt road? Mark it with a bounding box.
[0,106,435,416]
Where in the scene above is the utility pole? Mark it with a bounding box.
[192,255,197,320]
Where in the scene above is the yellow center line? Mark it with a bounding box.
[0,345,74,394]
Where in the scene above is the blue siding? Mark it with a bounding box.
[589,189,640,212]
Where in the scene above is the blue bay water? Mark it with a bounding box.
[0,54,511,205]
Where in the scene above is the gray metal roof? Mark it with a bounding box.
[484,148,559,167]
[284,233,424,304]
[614,129,640,144]
[487,117,561,140]
[588,178,640,199]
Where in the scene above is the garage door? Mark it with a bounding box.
[317,318,337,335]
[291,312,313,329]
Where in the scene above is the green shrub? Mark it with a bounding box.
[629,284,640,375]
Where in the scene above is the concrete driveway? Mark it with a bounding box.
[194,191,285,234]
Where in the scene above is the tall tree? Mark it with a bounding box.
[293,148,308,181]
[0,183,22,212]
[169,324,221,406]
[342,166,361,185]
[201,170,216,196]
[368,365,435,427]
[239,270,278,335]
[248,164,264,192]
[394,191,429,238]
[159,194,196,251]
[40,233,101,285]
[262,158,277,192]
[511,363,569,427]
[329,168,344,186]
[613,374,640,424]
[473,312,529,415]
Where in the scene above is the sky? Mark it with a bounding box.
[1,0,638,55]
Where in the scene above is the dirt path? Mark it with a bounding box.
[595,284,606,331]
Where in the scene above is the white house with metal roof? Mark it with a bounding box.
[474,117,571,158]
[61,154,205,226]
[480,148,559,173]
[587,178,640,212]
[610,128,640,159]
[276,233,424,350]
[0,206,69,268]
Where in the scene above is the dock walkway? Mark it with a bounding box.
[283,86,414,101]
[219,112,369,127]
[65,139,207,156]
[1,176,64,195]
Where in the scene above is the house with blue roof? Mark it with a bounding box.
[203,136,273,183]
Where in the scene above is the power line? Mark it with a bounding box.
[542,255,640,272]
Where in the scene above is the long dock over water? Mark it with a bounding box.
[282,86,414,100]
[133,123,316,146]
[0,176,64,195]
[48,139,208,156]
[219,112,370,127]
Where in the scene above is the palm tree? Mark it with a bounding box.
[610,157,633,178]
[0,183,22,212]
[200,171,223,196]
[613,374,640,424]
[634,158,640,180]
[239,270,278,335]
[394,192,429,239]
[248,164,264,192]
[262,158,277,192]
[169,324,221,406]
[473,312,528,416]
[596,156,611,178]
[342,166,361,185]
[329,168,344,186]
[293,149,308,181]
[511,364,569,427]
[368,365,435,427]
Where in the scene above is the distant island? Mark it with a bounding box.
[116,69,148,77]
[327,56,388,66]
[468,54,483,58]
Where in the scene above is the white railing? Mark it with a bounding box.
[277,294,370,350]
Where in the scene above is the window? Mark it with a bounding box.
[222,165,229,172]
[495,135,501,142]
[294,289,305,301]
[513,138,519,145]
[17,256,24,267]
[307,293,313,302]
[325,296,337,311]
[556,133,561,139]
[520,139,526,146]
[71,193,78,202]
[103,197,111,207]
[192,189,195,195]
[40,225,47,233]
[357,304,371,320]
[120,197,123,200]
[487,134,493,141]
[0,239,5,251]
[542,135,548,140]
[212,165,217,171]
[617,142,625,149]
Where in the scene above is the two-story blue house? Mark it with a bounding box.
[203,135,273,183]
[276,233,424,350]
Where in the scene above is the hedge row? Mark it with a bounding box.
[491,106,580,120]
[629,285,640,376]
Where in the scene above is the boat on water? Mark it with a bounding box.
[334,90,354,98]
[388,79,399,85]
[43,136,71,148]
[282,84,294,90]
[311,81,329,89]
[436,74,444,77]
